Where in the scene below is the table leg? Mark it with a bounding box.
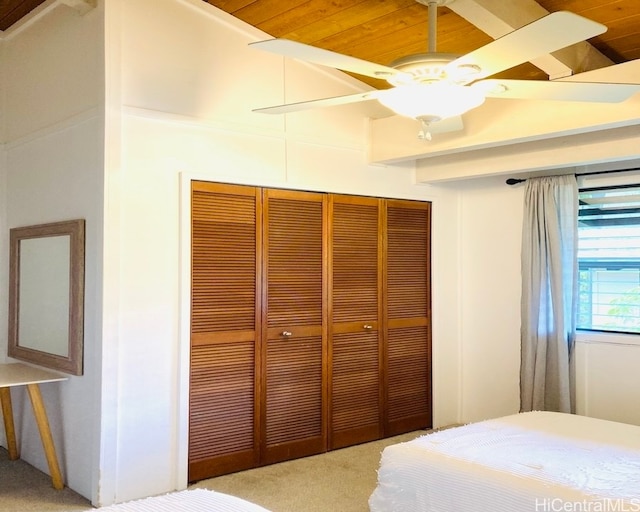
[26,383,64,490]
[0,386,19,460]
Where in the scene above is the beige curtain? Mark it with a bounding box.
[520,175,578,413]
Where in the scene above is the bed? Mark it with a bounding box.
[369,411,640,512]
[86,489,271,511]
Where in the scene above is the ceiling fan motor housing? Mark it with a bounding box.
[388,53,458,86]
[388,52,483,88]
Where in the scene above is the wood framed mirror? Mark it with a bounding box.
[8,219,85,375]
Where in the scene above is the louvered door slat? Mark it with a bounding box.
[190,343,254,456]
[387,205,430,320]
[191,189,257,333]
[262,190,326,464]
[329,196,382,449]
[332,200,379,322]
[266,336,323,444]
[331,332,379,434]
[387,326,431,421]
[385,200,432,436]
[189,182,260,482]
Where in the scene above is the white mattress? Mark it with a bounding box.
[369,411,640,512]
[89,489,271,512]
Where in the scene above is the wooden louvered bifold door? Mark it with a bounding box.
[261,189,327,465]
[384,200,432,436]
[329,195,383,449]
[189,182,261,482]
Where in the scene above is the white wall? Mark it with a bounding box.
[447,173,640,426]
[454,176,523,421]
[100,0,463,504]
[574,334,640,426]
[0,37,6,367]
[0,1,104,503]
[0,153,6,373]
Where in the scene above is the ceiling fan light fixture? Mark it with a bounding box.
[377,83,486,122]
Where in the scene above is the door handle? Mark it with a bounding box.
[281,331,292,337]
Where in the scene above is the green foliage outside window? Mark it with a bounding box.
[606,286,640,332]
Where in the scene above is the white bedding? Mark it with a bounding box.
[369,411,640,512]
[88,489,271,512]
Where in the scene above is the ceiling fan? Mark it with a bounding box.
[249,0,640,139]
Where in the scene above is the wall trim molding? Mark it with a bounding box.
[4,107,103,150]
[121,105,370,153]
[414,124,640,183]
[0,0,97,40]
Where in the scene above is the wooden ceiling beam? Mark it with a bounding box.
[439,0,613,78]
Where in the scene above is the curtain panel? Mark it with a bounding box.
[520,175,578,413]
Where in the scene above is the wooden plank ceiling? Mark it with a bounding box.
[1,0,638,87]
[203,0,639,87]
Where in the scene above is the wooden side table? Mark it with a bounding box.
[0,362,68,489]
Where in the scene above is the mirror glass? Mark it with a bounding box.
[8,220,85,375]
[18,236,71,357]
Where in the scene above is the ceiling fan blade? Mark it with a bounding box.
[249,39,403,81]
[447,11,607,80]
[253,90,383,115]
[474,79,640,103]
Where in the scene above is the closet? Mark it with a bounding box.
[189,181,431,482]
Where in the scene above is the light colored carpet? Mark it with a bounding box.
[0,447,90,512]
[191,431,429,512]
[0,430,429,512]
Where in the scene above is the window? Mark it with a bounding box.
[578,184,640,333]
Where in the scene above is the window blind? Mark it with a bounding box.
[578,185,640,333]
